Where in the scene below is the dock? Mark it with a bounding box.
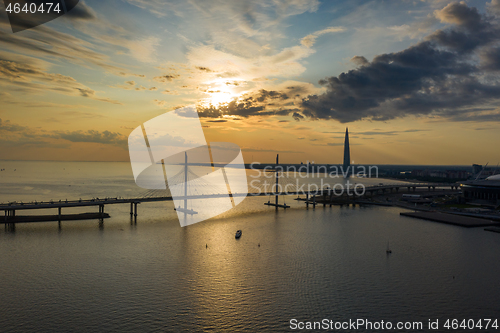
[400,211,500,228]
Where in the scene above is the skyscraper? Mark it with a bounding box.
[343,127,350,175]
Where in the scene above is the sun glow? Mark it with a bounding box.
[203,79,243,107]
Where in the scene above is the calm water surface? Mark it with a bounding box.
[1,161,499,332]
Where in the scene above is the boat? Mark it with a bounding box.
[386,241,392,254]
[235,230,242,239]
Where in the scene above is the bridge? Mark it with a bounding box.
[0,181,460,226]
[0,154,460,228]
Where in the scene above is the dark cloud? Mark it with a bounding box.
[350,55,369,66]
[255,89,288,102]
[118,72,145,77]
[438,109,500,122]
[197,99,265,118]
[197,89,292,118]
[434,2,483,31]
[153,74,180,82]
[301,2,500,123]
[161,89,179,95]
[480,47,500,70]
[196,66,212,72]
[0,118,124,148]
[241,147,304,154]
[55,130,126,145]
[292,112,304,121]
[0,118,28,132]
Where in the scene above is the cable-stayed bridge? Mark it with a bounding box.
[0,160,459,228]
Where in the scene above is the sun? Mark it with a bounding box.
[209,89,234,106]
[203,79,242,107]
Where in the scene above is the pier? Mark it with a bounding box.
[400,211,500,228]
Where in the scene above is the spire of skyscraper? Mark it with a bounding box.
[343,127,350,174]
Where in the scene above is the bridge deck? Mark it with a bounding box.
[0,182,458,211]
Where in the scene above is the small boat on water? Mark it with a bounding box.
[386,241,392,254]
[235,230,242,239]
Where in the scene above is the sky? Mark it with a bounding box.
[1,0,500,165]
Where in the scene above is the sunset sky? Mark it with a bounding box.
[1,0,499,165]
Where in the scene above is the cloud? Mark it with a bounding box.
[196,89,293,118]
[0,118,125,149]
[54,130,126,145]
[196,66,212,72]
[111,80,157,92]
[0,17,129,75]
[350,55,369,66]
[241,147,304,153]
[191,80,321,119]
[118,72,146,78]
[300,2,500,123]
[154,74,180,82]
[480,47,500,70]
[0,118,28,132]
[161,90,179,95]
[292,112,304,121]
[300,26,346,48]
[488,0,500,15]
[126,37,159,63]
[127,0,319,41]
[153,99,168,107]
[0,59,121,104]
[185,44,314,82]
[355,129,429,136]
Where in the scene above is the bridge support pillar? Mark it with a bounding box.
[134,203,138,217]
[130,203,133,216]
[306,193,309,208]
[312,195,316,208]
